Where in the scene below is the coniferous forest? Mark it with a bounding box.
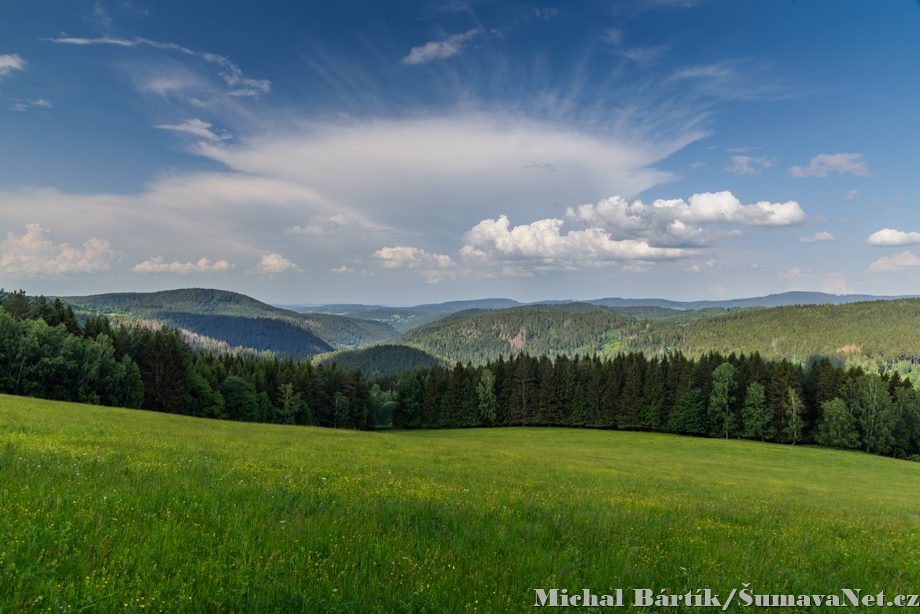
[2,289,920,460]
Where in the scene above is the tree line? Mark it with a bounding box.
[384,350,920,457]
[2,290,918,460]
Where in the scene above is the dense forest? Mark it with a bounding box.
[3,289,920,460]
[316,344,447,378]
[390,299,920,372]
[629,299,920,365]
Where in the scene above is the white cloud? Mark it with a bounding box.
[0,54,25,78]
[252,253,301,277]
[459,215,688,269]
[846,189,859,200]
[0,113,699,288]
[723,156,775,176]
[193,114,691,228]
[400,28,480,65]
[330,265,355,274]
[48,36,270,96]
[708,285,731,296]
[867,251,920,272]
[822,272,851,294]
[565,191,806,249]
[154,119,223,141]
[778,267,803,280]
[688,264,700,273]
[373,246,454,269]
[0,224,117,277]
[285,215,351,235]
[789,153,871,178]
[132,256,234,274]
[799,231,836,244]
[688,162,705,169]
[8,99,52,112]
[866,228,920,246]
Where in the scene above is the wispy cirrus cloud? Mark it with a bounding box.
[400,28,481,65]
[8,99,52,112]
[154,118,225,141]
[132,256,234,274]
[866,228,920,246]
[789,153,870,178]
[799,231,836,244]
[723,155,775,176]
[47,36,270,96]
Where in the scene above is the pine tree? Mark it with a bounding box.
[742,382,774,441]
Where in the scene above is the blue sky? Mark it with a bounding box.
[1,0,919,305]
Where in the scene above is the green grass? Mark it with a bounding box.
[2,394,919,613]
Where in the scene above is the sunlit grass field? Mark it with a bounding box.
[1,394,919,613]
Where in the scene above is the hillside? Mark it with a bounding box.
[316,344,447,377]
[628,298,920,364]
[3,396,918,612]
[390,308,637,365]
[64,288,398,350]
[388,298,920,367]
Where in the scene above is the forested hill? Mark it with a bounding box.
[390,309,639,365]
[389,298,920,368]
[317,345,447,378]
[628,298,920,365]
[64,288,398,350]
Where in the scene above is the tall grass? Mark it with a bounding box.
[1,394,918,612]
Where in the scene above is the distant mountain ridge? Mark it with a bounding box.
[588,291,919,310]
[298,291,916,315]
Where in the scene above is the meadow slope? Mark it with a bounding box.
[2,395,919,612]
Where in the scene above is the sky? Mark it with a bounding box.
[1,0,919,306]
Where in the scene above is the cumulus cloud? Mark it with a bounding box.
[48,36,270,96]
[132,256,234,274]
[778,268,803,280]
[460,215,687,269]
[0,54,26,78]
[252,253,301,277]
[400,29,480,65]
[154,119,224,141]
[799,231,836,244]
[867,251,920,272]
[866,228,920,246]
[789,153,871,178]
[846,189,859,200]
[564,191,806,249]
[723,156,775,176]
[373,246,454,269]
[0,224,117,277]
[330,265,355,274]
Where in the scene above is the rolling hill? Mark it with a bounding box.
[63,288,398,352]
[316,344,448,377]
[387,298,920,367]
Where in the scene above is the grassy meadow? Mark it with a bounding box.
[1,394,919,612]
